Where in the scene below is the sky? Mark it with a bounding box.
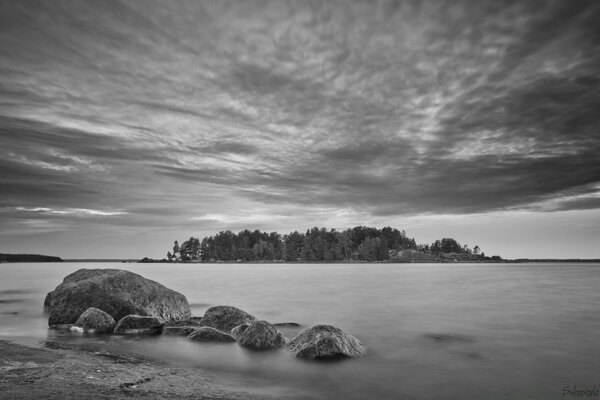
[1,0,599,259]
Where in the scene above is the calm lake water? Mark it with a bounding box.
[1,262,599,399]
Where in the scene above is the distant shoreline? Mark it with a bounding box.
[2,256,599,264]
[0,253,62,263]
[60,258,600,264]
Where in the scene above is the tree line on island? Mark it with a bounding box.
[0,253,63,262]
[144,226,503,263]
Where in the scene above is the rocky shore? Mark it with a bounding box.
[0,268,369,398]
[0,337,279,400]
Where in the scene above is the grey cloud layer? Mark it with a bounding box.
[1,0,599,229]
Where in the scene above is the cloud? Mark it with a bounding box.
[15,207,127,217]
[0,0,599,258]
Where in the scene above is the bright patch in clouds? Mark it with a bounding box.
[16,207,127,217]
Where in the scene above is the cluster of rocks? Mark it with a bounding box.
[44,269,366,360]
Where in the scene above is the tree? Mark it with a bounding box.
[179,237,201,261]
[473,245,480,255]
[431,238,463,254]
[166,225,447,263]
[172,241,180,260]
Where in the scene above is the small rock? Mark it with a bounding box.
[74,307,116,334]
[288,325,366,360]
[187,327,236,342]
[273,322,301,328]
[113,315,164,335]
[199,306,256,332]
[238,320,287,350]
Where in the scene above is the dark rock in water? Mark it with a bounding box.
[230,324,249,340]
[73,307,116,334]
[238,320,287,350]
[187,327,236,342]
[163,326,199,336]
[43,292,52,314]
[113,315,164,335]
[199,306,256,332]
[273,322,301,328]
[164,318,203,328]
[45,268,191,325]
[288,325,366,360]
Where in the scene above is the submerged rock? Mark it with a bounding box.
[45,268,191,326]
[113,315,164,335]
[163,326,198,336]
[423,333,475,344]
[199,306,256,332]
[237,320,287,350]
[187,327,236,342]
[73,307,116,334]
[287,325,366,360]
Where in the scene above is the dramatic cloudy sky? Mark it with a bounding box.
[1,0,599,259]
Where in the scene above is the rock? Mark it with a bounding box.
[187,327,236,342]
[273,322,301,328]
[113,315,164,335]
[45,268,191,326]
[199,306,256,332]
[237,320,287,350]
[287,325,366,360]
[230,324,249,340]
[163,326,199,336]
[73,307,116,334]
[43,292,52,314]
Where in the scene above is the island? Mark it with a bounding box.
[150,226,503,263]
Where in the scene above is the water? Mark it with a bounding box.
[1,262,599,399]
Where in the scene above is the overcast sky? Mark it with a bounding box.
[1,0,599,259]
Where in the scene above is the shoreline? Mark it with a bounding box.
[0,336,279,400]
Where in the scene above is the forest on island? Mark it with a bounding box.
[162,226,497,263]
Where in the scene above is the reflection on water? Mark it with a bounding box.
[1,262,600,400]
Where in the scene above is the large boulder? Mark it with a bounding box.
[113,315,164,335]
[45,269,191,326]
[199,306,256,332]
[287,325,366,360]
[187,327,236,342]
[237,320,287,350]
[73,307,116,334]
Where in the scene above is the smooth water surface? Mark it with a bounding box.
[1,262,599,399]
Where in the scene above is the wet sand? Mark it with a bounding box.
[0,337,283,400]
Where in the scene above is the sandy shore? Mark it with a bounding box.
[0,337,282,400]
